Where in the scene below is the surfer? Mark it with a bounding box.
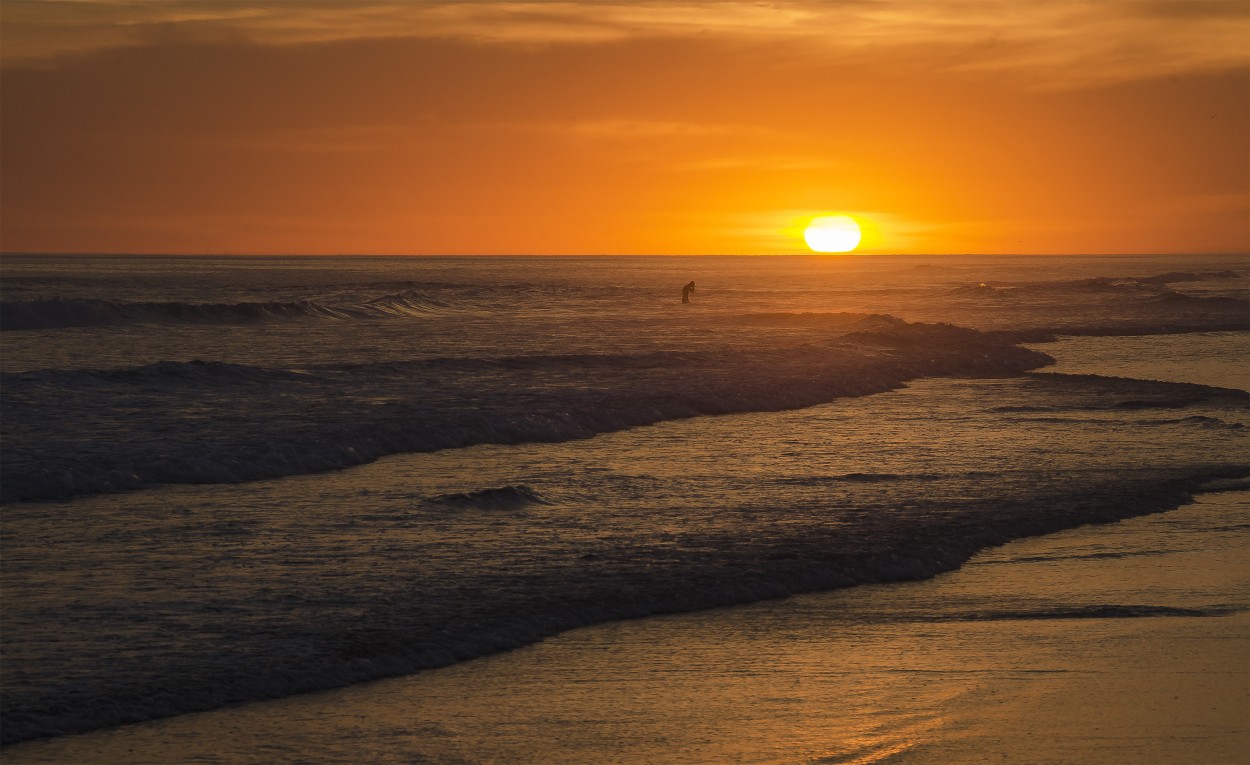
[682,280,695,304]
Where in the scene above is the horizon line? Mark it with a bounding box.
[5,251,1248,259]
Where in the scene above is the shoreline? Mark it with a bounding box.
[9,488,1247,764]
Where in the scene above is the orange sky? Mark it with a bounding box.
[2,1,1247,255]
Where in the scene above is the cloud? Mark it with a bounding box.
[4,1,1247,88]
[676,155,838,172]
[554,119,775,139]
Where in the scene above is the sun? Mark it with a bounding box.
[804,215,862,253]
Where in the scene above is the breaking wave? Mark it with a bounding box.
[0,293,449,331]
[428,485,552,510]
[0,321,1053,503]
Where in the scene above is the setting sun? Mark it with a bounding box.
[804,216,862,253]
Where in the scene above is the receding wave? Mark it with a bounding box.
[835,602,1243,621]
[952,604,1243,621]
[1004,414,1245,430]
[0,293,449,331]
[1198,477,1250,493]
[0,321,1053,503]
[970,550,1173,565]
[1144,290,1247,308]
[1142,415,1245,429]
[3,466,1245,745]
[1016,373,1250,411]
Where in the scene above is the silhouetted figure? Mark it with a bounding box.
[682,281,695,303]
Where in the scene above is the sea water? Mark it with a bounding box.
[1,254,1247,744]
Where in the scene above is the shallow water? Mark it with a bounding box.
[7,487,1245,764]
[1029,331,1250,391]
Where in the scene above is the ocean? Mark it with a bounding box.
[1,253,1247,747]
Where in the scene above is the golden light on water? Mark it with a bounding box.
[804,215,863,253]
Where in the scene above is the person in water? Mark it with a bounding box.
[682,280,696,303]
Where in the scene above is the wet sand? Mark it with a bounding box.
[8,488,1246,764]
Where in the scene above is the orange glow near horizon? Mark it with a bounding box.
[1,1,1247,255]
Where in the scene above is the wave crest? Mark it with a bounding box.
[0,292,449,331]
[428,485,552,510]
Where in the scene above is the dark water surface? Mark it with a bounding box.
[2,254,1246,743]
